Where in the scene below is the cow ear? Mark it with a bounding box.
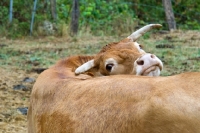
[75,59,95,74]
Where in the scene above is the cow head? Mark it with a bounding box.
[75,24,163,76]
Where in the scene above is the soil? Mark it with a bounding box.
[0,36,103,133]
[0,67,38,133]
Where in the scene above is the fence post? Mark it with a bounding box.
[162,0,176,31]
[30,0,38,35]
[70,0,79,36]
[9,0,13,24]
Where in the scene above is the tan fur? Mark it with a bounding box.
[28,24,166,132]
[53,38,145,77]
[55,55,97,77]
[94,49,141,75]
[98,38,141,54]
[28,63,200,133]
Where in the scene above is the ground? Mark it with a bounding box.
[0,30,200,132]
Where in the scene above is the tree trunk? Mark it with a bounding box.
[162,0,176,31]
[50,0,57,22]
[70,0,79,36]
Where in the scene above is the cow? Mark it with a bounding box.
[28,24,173,133]
[28,69,200,133]
[63,24,163,77]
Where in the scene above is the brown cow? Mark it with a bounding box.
[68,24,163,77]
[28,67,200,132]
[28,24,173,133]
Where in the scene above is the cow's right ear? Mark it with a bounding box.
[75,59,95,74]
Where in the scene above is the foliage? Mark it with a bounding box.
[173,0,200,30]
[0,0,200,38]
[78,0,137,35]
[0,0,33,38]
[57,0,137,35]
[127,0,200,30]
[0,5,8,24]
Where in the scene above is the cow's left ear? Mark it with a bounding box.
[75,59,96,74]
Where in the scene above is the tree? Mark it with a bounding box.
[162,0,176,31]
[50,0,57,22]
[70,0,79,36]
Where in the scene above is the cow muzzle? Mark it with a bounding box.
[134,53,163,76]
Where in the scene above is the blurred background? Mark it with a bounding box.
[0,0,200,38]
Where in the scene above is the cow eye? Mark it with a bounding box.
[106,64,113,72]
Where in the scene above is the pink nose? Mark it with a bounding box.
[136,53,163,71]
[135,53,163,76]
[137,54,156,66]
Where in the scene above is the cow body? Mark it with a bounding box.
[28,63,200,133]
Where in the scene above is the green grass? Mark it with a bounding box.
[139,30,200,76]
[0,30,199,76]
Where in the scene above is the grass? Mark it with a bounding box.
[0,30,200,76]
[140,30,200,75]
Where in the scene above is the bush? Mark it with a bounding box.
[0,0,200,38]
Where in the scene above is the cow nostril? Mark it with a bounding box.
[137,60,144,65]
[151,54,155,58]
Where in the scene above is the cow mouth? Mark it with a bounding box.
[141,64,162,76]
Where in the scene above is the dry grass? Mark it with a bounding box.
[0,30,200,132]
